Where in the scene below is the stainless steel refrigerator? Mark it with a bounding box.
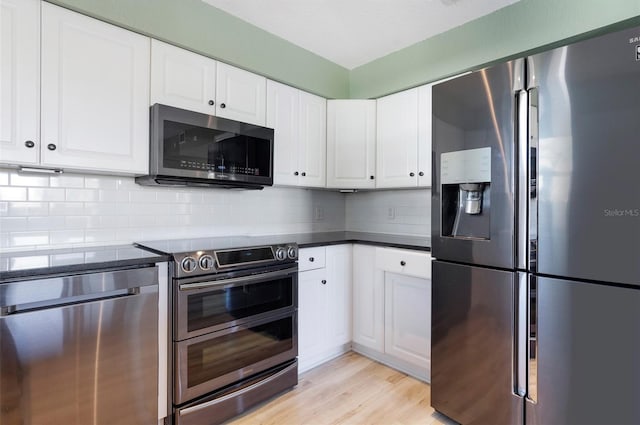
[431,24,640,425]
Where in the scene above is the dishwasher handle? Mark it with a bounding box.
[0,266,158,315]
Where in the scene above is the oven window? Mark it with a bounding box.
[162,120,271,177]
[187,316,294,388]
[187,276,293,332]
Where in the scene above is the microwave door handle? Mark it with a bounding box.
[178,267,298,291]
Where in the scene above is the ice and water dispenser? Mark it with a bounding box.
[440,147,492,239]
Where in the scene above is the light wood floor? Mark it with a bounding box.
[227,352,457,425]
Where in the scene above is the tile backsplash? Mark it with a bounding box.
[0,169,346,252]
[345,189,430,236]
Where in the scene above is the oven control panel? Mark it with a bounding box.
[175,243,298,277]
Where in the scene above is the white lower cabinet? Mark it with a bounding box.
[384,272,431,370]
[353,245,432,381]
[298,244,352,373]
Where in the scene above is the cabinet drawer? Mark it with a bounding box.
[298,247,326,271]
[376,247,431,279]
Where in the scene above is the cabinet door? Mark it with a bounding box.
[150,39,216,115]
[384,272,430,370]
[216,62,266,126]
[298,268,327,368]
[376,88,419,188]
[417,84,432,187]
[298,91,326,188]
[267,80,300,186]
[40,3,150,174]
[325,244,352,347]
[326,100,376,189]
[352,244,384,352]
[0,0,40,166]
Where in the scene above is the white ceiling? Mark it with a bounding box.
[202,0,519,70]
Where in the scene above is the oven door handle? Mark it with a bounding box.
[178,267,298,291]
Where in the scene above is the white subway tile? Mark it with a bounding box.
[84,176,118,189]
[0,202,7,216]
[8,202,49,217]
[9,172,50,187]
[49,230,84,245]
[129,215,157,227]
[28,187,65,201]
[85,229,115,243]
[1,217,28,232]
[0,187,27,201]
[49,174,84,188]
[27,216,65,231]
[10,231,49,246]
[0,172,9,186]
[65,188,99,202]
[49,202,85,216]
[130,190,157,203]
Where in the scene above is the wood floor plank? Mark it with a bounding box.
[227,352,458,425]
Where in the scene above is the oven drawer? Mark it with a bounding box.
[175,360,297,425]
[174,310,298,404]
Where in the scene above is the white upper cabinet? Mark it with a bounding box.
[40,3,150,174]
[297,91,326,187]
[0,0,40,166]
[216,62,266,126]
[326,100,376,189]
[150,39,216,115]
[417,84,432,187]
[267,80,326,187]
[375,84,432,188]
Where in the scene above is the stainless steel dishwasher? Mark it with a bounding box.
[0,265,159,425]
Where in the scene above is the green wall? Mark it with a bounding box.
[48,0,640,100]
[350,0,640,98]
[46,0,350,98]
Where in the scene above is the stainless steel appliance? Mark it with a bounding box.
[0,266,159,424]
[136,237,299,425]
[136,104,274,189]
[432,24,640,424]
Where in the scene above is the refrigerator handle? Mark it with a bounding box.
[516,89,529,270]
[528,88,539,272]
[514,272,527,397]
[527,274,538,403]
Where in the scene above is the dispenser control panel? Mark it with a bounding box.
[441,147,491,184]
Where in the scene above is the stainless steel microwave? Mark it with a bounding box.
[136,104,274,189]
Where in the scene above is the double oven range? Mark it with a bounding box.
[137,237,299,425]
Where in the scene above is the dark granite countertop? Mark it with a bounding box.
[0,232,427,282]
[281,231,431,251]
[0,245,169,282]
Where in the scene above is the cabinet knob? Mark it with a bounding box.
[47,143,57,151]
[294,171,299,176]
[370,175,375,180]
[321,279,327,285]
[301,172,306,177]
[220,103,226,109]
[309,257,314,262]
[24,140,35,148]
[400,261,406,266]
[208,100,214,106]
[419,171,424,177]
[409,172,415,177]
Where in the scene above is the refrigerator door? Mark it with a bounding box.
[527,276,640,425]
[529,25,640,285]
[431,261,523,425]
[432,61,519,269]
